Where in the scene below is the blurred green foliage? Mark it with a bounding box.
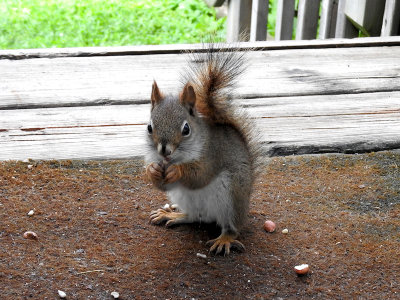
[0,0,226,49]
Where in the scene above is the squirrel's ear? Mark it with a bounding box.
[180,83,196,111]
[151,81,163,109]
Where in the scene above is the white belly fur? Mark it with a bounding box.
[166,171,235,231]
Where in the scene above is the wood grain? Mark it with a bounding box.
[1,39,399,160]
[1,46,399,109]
[0,91,398,160]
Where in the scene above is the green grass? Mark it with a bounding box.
[0,0,226,49]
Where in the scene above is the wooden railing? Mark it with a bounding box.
[207,0,400,41]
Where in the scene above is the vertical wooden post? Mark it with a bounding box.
[250,0,269,41]
[319,0,339,39]
[275,0,295,40]
[344,0,385,37]
[381,0,400,36]
[296,0,321,40]
[227,0,252,42]
[335,0,359,38]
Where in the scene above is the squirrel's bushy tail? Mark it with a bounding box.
[182,42,262,179]
[182,43,246,125]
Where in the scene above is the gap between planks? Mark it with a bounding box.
[1,36,400,60]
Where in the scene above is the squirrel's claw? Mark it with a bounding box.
[150,208,187,226]
[146,162,164,183]
[164,165,182,185]
[206,234,245,256]
[149,209,168,224]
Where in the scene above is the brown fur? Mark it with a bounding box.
[147,43,263,254]
[181,44,262,182]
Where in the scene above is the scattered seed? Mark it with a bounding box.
[263,220,276,233]
[170,203,178,210]
[23,231,38,240]
[27,210,34,216]
[27,164,33,169]
[294,264,310,275]
[163,203,170,210]
[58,290,67,298]
[282,228,289,234]
[196,253,207,259]
[111,291,120,299]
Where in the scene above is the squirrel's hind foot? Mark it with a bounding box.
[206,233,245,256]
[150,209,188,227]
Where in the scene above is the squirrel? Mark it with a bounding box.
[145,43,260,255]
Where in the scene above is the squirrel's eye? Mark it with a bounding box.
[147,124,153,134]
[182,122,190,136]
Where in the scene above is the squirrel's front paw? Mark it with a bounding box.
[164,164,182,185]
[146,162,164,186]
[150,209,188,227]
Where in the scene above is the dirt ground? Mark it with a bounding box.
[0,151,399,299]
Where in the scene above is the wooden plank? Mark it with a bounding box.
[381,0,400,36]
[1,36,400,60]
[319,0,339,39]
[275,0,295,40]
[250,0,269,41]
[1,92,397,130]
[0,91,399,160]
[226,0,253,42]
[296,0,321,40]
[1,45,399,109]
[335,0,359,38]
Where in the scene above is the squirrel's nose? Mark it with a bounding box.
[158,143,172,157]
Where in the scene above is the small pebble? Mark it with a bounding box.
[282,228,289,234]
[58,290,67,298]
[27,164,33,169]
[27,209,34,216]
[111,291,120,299]
[196,253,207,259]
[23,231,38,240]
